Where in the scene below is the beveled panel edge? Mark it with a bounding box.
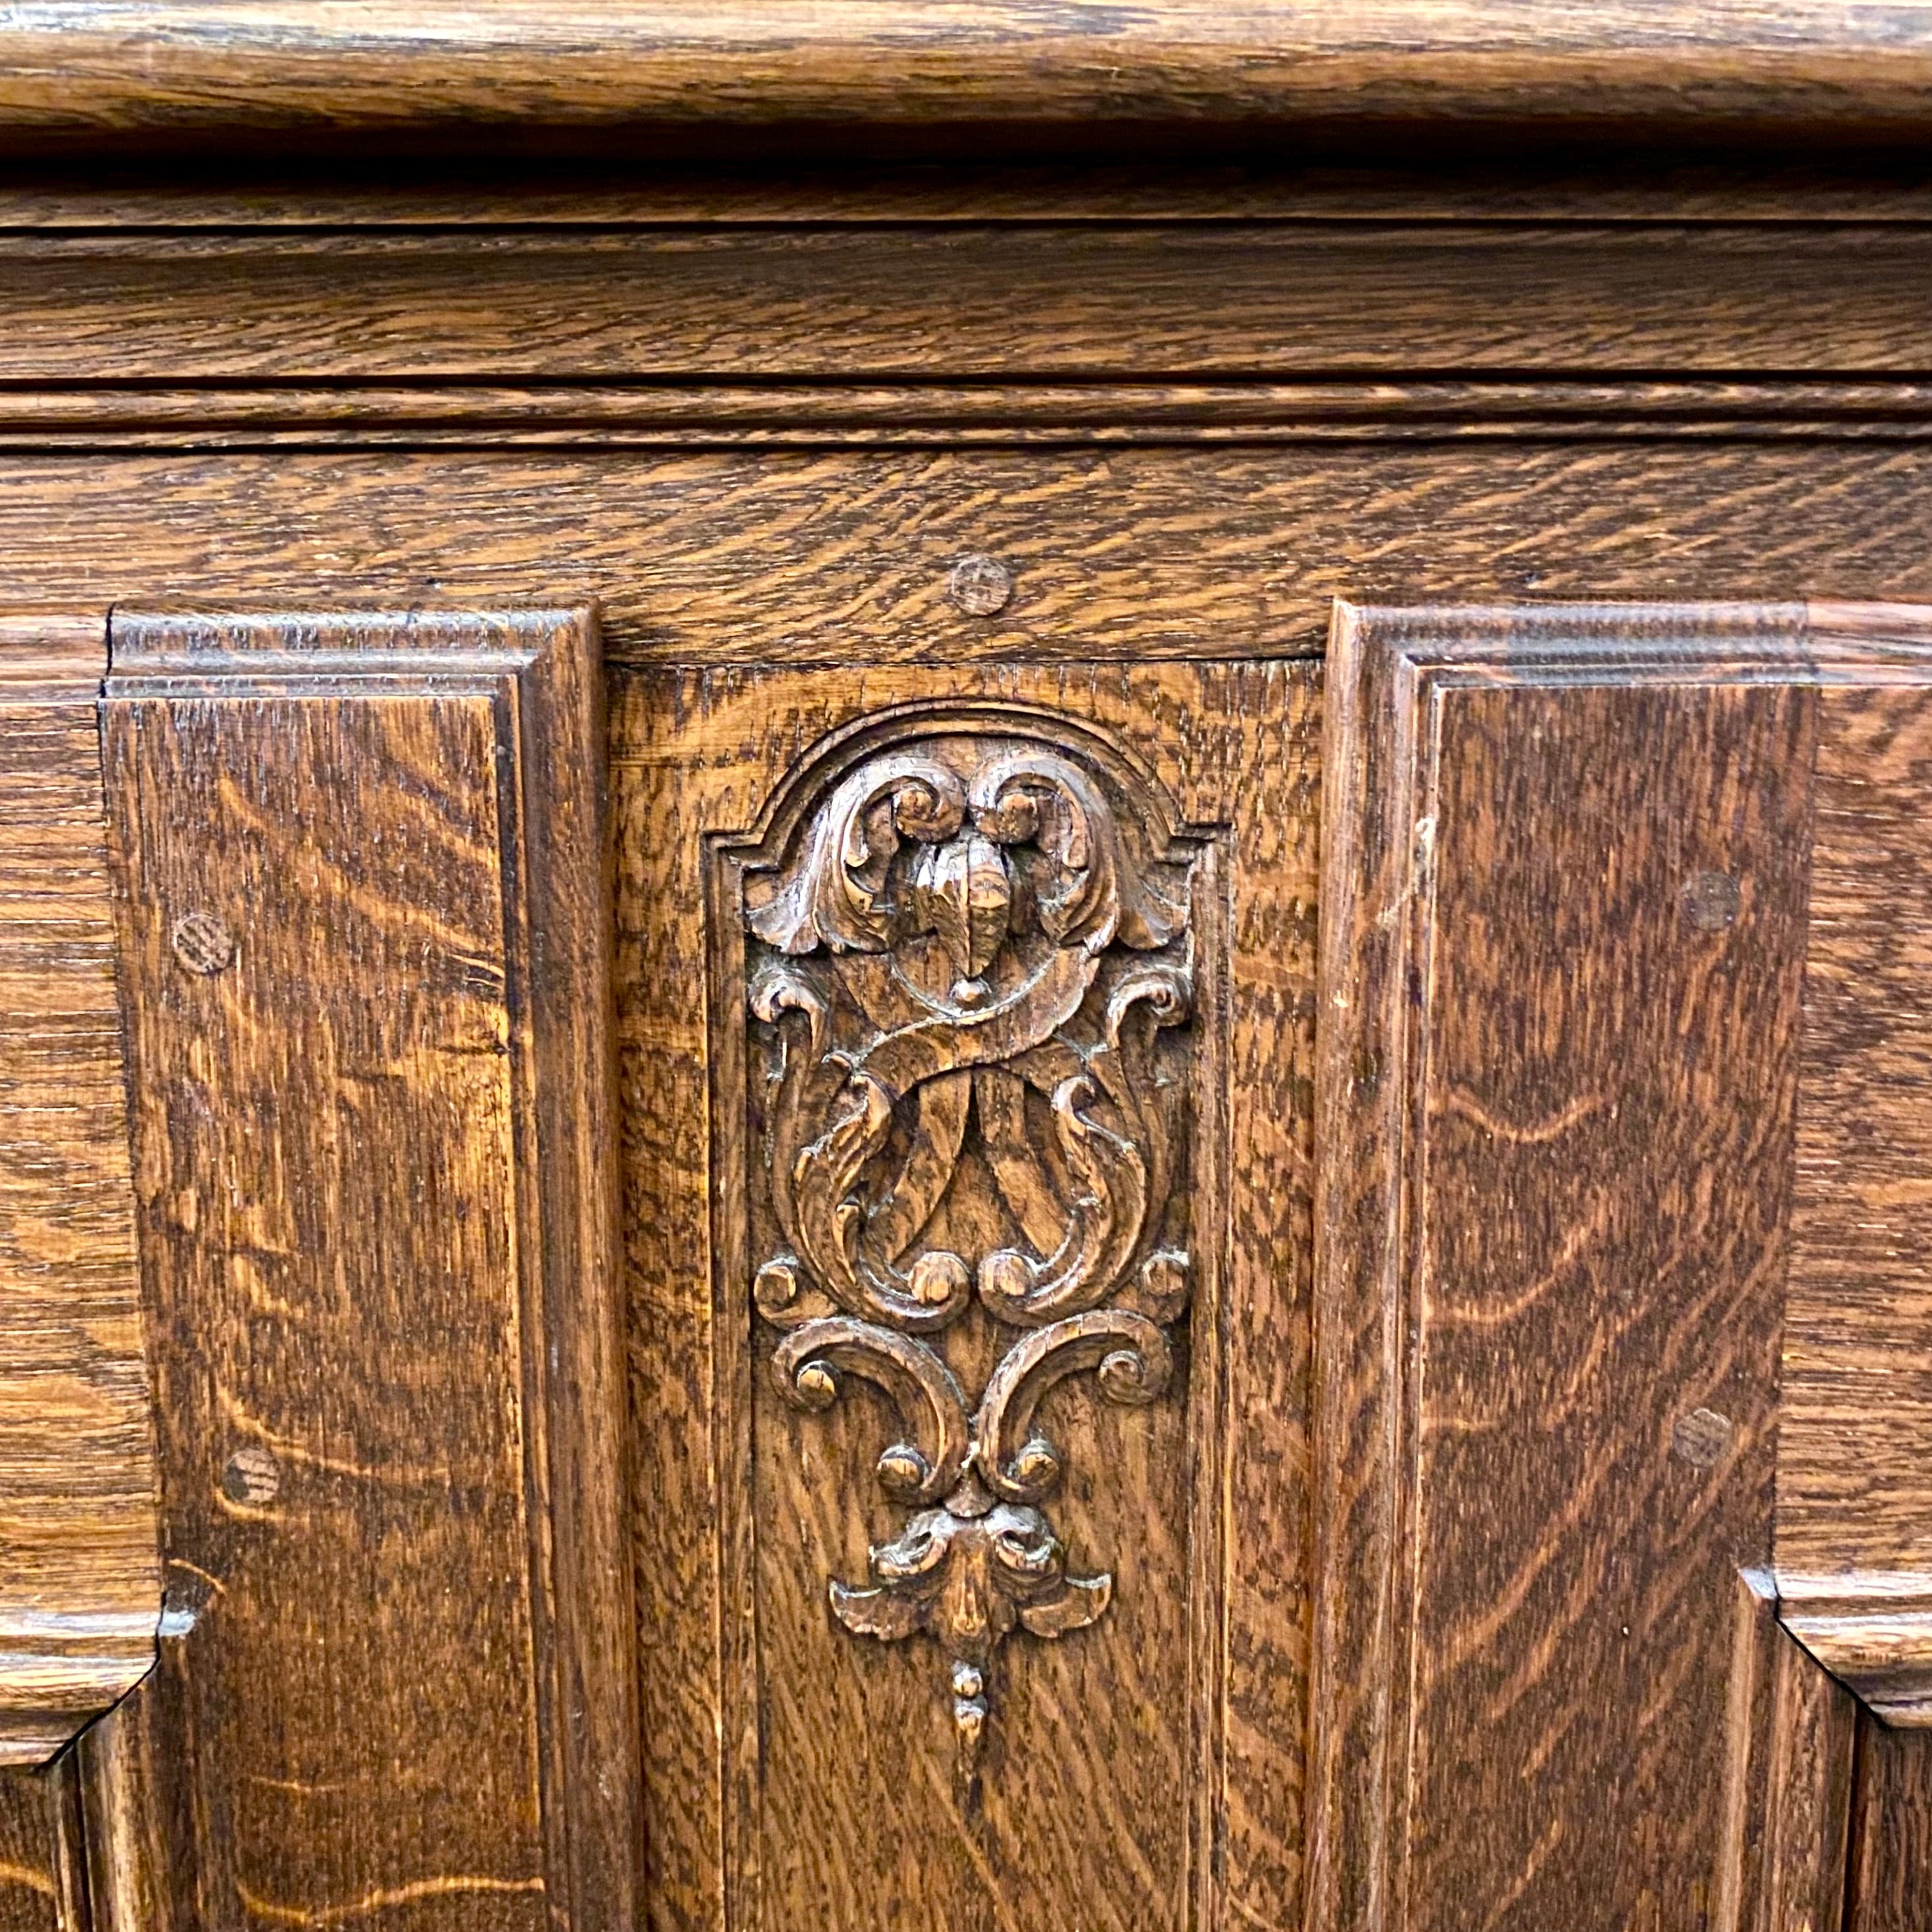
[1781,1579,1932,1729]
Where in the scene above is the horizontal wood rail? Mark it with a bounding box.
[1,5,1931,151]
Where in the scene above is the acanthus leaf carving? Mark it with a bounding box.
[744,726,1197,1787]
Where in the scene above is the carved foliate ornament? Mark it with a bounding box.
[744,725,1196,1783]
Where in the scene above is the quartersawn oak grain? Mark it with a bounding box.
[0,616,158,1767]
[11,448,1932,673]
[614,659,1316,1932]
[1314,602,1824,1932]
[1847,1718,1932,1932]
[0,84,1925,1932]
[100,609,637,1931]
[1777,606,1932,1726]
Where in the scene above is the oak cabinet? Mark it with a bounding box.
[1,10,1932,1929]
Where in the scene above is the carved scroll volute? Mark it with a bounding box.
[742,725,1197,1789]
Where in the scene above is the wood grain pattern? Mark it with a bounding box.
[102,609,637,1931]
[10,227,1932,383]
[9,449,1932,676]
[1777,610,1932,1726]
[0,616,157,1766]
[1847,1721,1932,1932]
[0,1758,87,1932]
[1,4,1931,144]
[1722,1570,1857,1932]
[14,379,1932,450]
[614,659,1315,1932]
[1314,602,1822,1932]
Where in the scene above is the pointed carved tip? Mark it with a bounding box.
[1018,1570,1113,1639]
[829,1578,928,1643]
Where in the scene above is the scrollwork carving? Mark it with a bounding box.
[744,725,1197,1785]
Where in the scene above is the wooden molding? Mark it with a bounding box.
[1780,1580,1932,1729]
[0,5,1931,151]
[11,228,1932,394]
[623,660,1315,1929]
[7,379,1932,451]
[9,161,1932,228]
[0,612,159,1767]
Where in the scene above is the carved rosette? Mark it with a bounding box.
[743,727,1195,1784]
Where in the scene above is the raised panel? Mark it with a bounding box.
[616,661,1316,1932]
[98,610,636,1931]
[1313,603,1843,1931]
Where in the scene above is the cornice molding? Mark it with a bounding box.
[1,5,1931,154]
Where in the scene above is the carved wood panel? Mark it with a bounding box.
[617,662,1318,1932]
[740,724,1199,1788]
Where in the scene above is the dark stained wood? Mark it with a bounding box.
[1847,1722,1932,1932]
[0,1758,87,1932]
[1777,608,1932,1724]
[0,617,158,1767]
[76,1660,193,1932]
[101,610,637,1931]
[1313,602,1823,1932]
[10,228,1932,385]
[14,379,1932,450]
[1722,1570,1857,1932]
[8,450,1932,675]
[0,4,1930,148]
[12,160,1932,228]
[614,659,1316,1932]
[0,136,1923,1930]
